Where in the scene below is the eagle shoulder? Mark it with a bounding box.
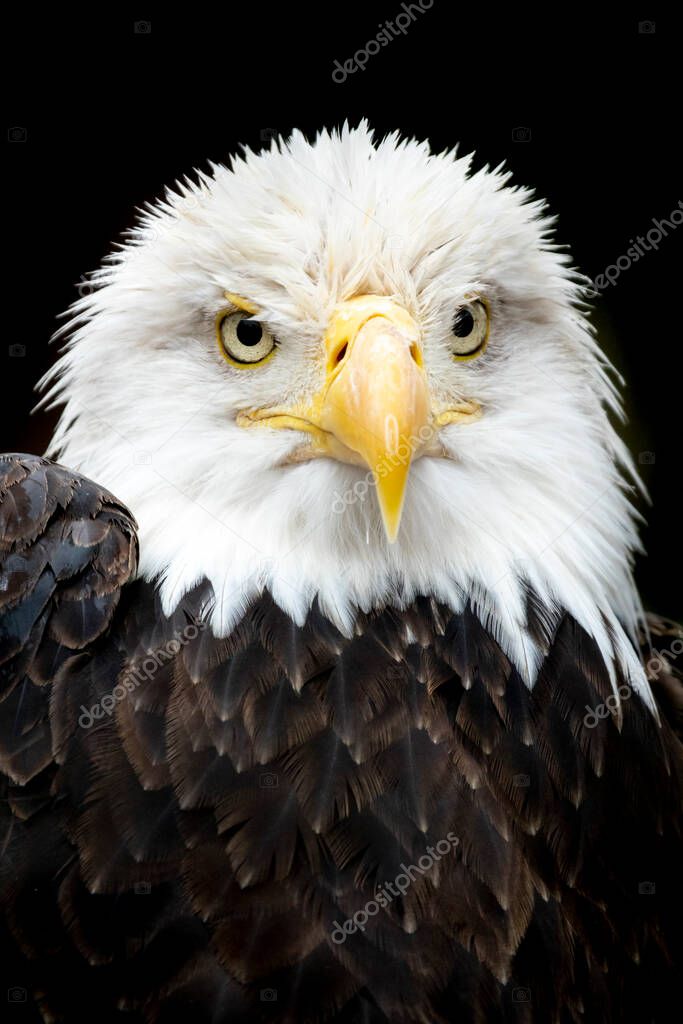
[0,453,138,784]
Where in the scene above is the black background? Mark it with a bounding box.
[4,6,682,619]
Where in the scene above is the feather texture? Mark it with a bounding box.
[1,456,681,1022]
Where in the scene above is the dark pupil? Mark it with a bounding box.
[236,318,263,346]
[453,308,474,337]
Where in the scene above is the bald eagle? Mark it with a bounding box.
[1,125,681,1024]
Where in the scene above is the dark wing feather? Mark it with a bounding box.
[0,456,136,779]
[642,612,683,739]
[2,459,682,1024]
[0,454,138,1014]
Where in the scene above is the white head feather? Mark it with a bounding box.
[41,123,652,707]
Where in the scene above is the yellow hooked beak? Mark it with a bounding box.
[317,296,430,541]
[237,294,479,542]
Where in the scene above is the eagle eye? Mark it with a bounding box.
[217,311,276,367]
[451,299,489,359]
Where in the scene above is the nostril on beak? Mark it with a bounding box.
[409,343,423,367]
[335,342,348,365]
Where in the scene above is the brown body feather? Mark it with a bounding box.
[1,455,681,1023]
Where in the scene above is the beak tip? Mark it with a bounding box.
[378,502,404,544]
[375,463,411,545]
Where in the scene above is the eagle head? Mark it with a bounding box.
[42,123,645,689]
